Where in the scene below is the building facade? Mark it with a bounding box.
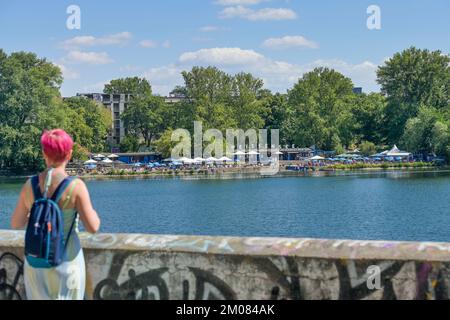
[77,93,132,146]
[77,93,183,146]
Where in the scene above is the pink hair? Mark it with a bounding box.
[41,129,74,162]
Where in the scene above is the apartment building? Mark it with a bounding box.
[77,93,131,145]
[76,92,185,145]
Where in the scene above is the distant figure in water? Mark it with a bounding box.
[11,129,100,300]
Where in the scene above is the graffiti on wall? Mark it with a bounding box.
[92,252,236,300]
[0,252,24,300]
[89,251,450,300]
[2,229,450,301]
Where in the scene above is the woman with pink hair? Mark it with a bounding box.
[11,129,101,300]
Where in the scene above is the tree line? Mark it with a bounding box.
[0,47,448,173]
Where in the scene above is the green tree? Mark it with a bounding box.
[230,72,266,130]
[179,67,236,132]
[351,93,387,145]
[121,96,165,146]
[64,97,112,152]
[377,47,450,143]
[119,135,140,153]
[286,67,355,150]
[104,77,152,96]
[0,50,63,172]
[154,129,177,158]
[359,141,377,156]
[401,106,450,158]
[260,92,291,145]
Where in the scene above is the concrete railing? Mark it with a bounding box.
[1,230,450,300]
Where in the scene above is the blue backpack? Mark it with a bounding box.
[25,170,77,269]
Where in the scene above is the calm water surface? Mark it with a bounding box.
[0,171,449,242]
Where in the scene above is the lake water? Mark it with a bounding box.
[0,170,449,242]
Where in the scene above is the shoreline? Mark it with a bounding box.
[1,165,448,181]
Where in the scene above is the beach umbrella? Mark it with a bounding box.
[185,159,196,164]
[92,154,105,159]
[107,154,119,159]
[84,159,97,165]
[309,155,325,161]
[274,151,284,155]
[179,157,192,162]
[206,157,218,162]
[233,151,246,156]
[193,157,205,164]
[218,156,233,162]
[101,158,113,163]
[247,151,260,155]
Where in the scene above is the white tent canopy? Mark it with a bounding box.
[218,156,233,162]
[84,159,97,164]
[233,151,246,156]
[386,145,411,157]
[372,145,412,158]
[309,155,325,161]
[247,151,260,155]
[107,154,119,158]
[101,158,114,163]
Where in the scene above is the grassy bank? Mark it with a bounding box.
[321,162,443,170]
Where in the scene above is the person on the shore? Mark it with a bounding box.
[11,129,100,300]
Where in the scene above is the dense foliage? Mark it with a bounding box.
[0,46,449,172]
[0,50,111,173]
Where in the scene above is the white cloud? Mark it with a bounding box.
[60,32,132,49]
[193,36,214,43]
[308,59,378,90]
[119,65,142,72]
[214,0,266,6]
[142,47,379,95]
[262,35,319,49]
[143,64,184,94]
[55,64,79,80]
[179,47,265,65]
[138,39,171,49]
[63,51,114,65]
[139,40,158,48]
[200,26,220,32]
[80,81,109,94]
[219,6,297,21]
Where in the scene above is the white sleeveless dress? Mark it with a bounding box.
[24,173,86,300]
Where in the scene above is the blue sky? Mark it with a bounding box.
[0,0,448,96]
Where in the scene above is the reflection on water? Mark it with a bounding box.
[1,170,449,242]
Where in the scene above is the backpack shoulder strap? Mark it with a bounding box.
[51,176,76,203]
[30,175,43,200]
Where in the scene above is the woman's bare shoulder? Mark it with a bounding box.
[71,177,89,194]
